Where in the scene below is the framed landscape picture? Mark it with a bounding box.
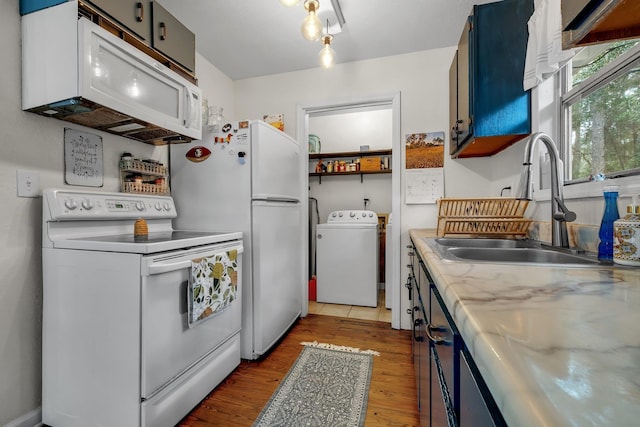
[405,131,445,169]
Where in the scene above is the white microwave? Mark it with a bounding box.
[22,2,202,144]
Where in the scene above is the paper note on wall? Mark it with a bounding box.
[64,128,103,187]
[405,168,443,204]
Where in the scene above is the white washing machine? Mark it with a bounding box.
[316,210,379,307]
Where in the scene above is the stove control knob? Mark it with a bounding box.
[64,199,78,210]
[135,202,145,211]
[350,211,356,218]
[81,199,94,210]
[155,202,163,211]
[163,202,172,211]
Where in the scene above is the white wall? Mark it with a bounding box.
[309,109,392,152]
[0,3,234,424]
[195,52,235,127]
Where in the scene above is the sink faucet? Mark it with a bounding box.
[515,132,576,248]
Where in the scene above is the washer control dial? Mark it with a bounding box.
[135,202,145,211]
[81,199,94,210]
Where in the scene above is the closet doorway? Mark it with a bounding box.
[296,92,401,329]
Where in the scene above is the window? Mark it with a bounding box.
[561,40,640,183]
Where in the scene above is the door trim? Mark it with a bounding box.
[296,91,402,329]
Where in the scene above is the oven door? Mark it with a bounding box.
[140,241,243,399]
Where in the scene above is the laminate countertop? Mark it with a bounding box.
[410,229,640,427]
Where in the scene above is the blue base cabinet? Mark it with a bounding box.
[410,239,507,427]
[449,0,534,158]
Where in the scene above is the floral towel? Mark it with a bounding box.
[188,249,238,328]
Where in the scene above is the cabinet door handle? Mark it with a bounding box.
[159,22,167,40]
[136,2,144,22]
[429,324,447,332]
[413,318,424,342]
[426,323,446,345]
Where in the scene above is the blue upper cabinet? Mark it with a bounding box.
[20,0,67,15]
[449,0,534,158]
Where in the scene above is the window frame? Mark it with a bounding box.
[559,41,640,192]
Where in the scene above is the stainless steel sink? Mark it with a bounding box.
[426,238,601,266]
[434,238,537,249]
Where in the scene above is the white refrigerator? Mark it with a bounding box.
[171,120,302,360]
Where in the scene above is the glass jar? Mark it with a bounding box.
[598,185,620,262]
[208,106,225,132]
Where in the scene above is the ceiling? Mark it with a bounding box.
[157,0,498,80]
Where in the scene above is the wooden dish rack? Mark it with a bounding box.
[437,198,531,238]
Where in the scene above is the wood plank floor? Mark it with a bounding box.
[178,314,419,426]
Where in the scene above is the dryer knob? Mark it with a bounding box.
[81,199,94,210]
[369,213,374,217]
[155,202,163,211]
[163,202,172,211]
[338,212,343,217]
[362,212,366,217]
[332,212,337,217]
[135,201,145,211]
[350,211,356,218]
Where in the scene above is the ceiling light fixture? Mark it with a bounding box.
[319,19,335,69]
[279,0,301,6]
[301,0,322,41]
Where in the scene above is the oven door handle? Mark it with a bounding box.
[147,246,243,275]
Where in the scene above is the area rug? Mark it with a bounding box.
[252,342,378,427]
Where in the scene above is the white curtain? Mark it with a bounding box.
[523,0,576,90]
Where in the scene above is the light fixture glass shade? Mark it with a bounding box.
[279,0,301,6]
[301,12,322,41]
[319,36,335,68]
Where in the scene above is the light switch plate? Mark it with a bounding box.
[17,170,39,198]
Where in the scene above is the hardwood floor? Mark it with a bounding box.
[178,314,419,426]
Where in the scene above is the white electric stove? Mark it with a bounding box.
[42,188,243,427]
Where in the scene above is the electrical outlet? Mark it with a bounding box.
[17,170,39,198]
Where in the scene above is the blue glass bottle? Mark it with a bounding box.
[598,185,620,262]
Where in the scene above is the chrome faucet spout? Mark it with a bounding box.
[515,132,576,248]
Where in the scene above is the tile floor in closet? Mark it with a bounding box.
[308,290,391,322]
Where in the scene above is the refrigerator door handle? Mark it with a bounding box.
[253,197,300,203]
